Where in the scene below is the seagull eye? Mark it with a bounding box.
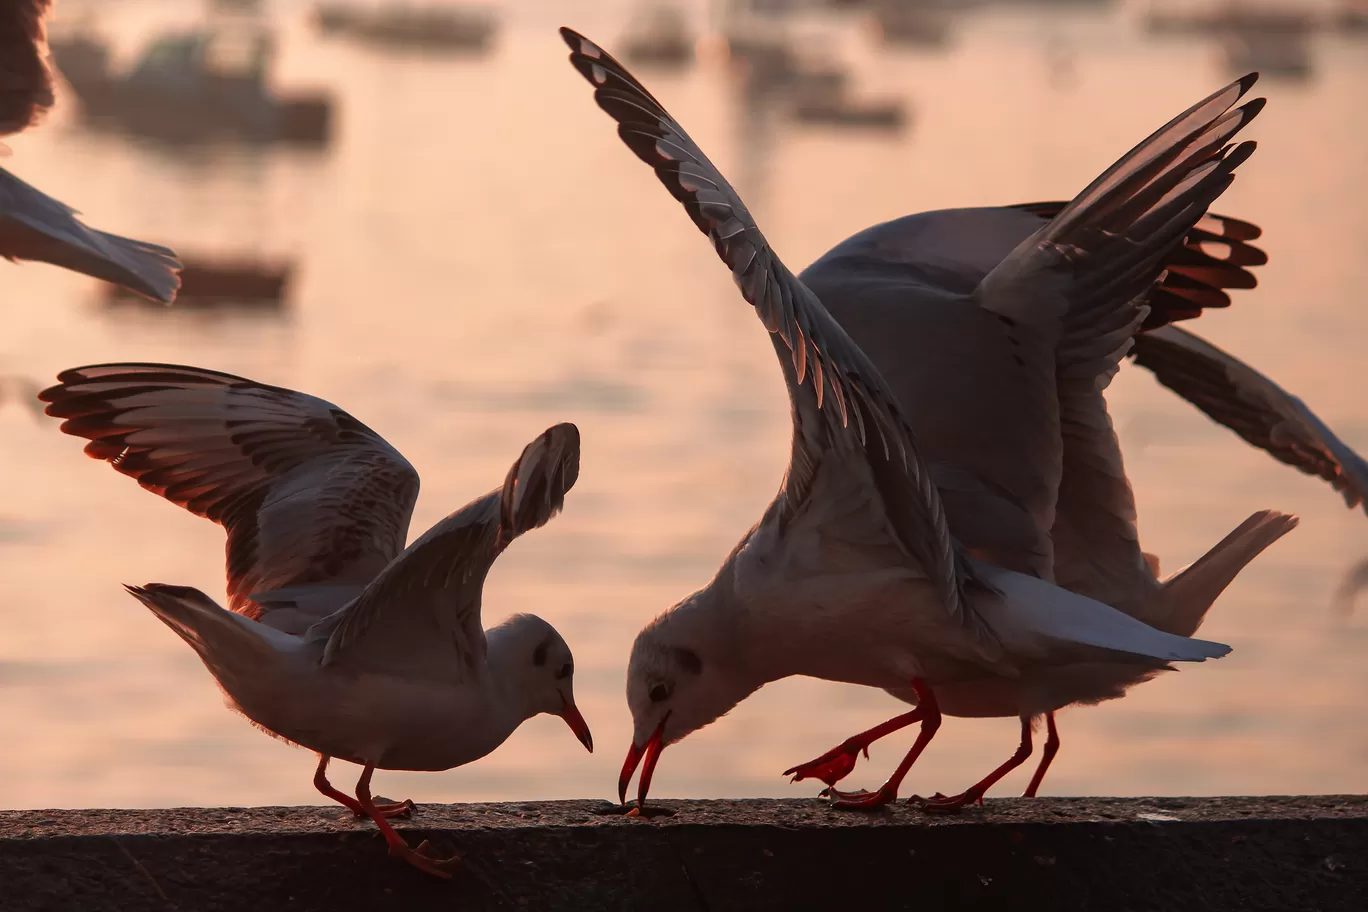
[556,662,573,680]
[649,682,672,703]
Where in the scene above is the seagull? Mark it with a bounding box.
[39,363,592,878]
[560,28,1268,811]
[783,217,1331,805]
[0,0,181,303]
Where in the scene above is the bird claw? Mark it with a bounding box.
[905,792,948,803]
[353,797,416,819]
[913,791,981,815]
[783,743,864,788]
[825,785,897,811]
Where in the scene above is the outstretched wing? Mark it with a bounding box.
[1132,325,1368,513]
[39,364,420,629]
[976,73,1262,385]
[0,168,182,303]
[561,27,976,632]
[979,76,1262,611]
[319,423,581,681]
[1045,211,1267,613]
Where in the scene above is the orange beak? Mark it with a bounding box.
[559,697,593,753]
[618,714,668,808]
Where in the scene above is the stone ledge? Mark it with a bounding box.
[1,796,1365,911]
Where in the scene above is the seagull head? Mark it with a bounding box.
[618,594,757,809]
[489,613,593,753]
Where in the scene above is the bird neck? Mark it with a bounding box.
[481,627,544,736]
[671,580,771,696]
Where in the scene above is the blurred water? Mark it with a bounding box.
[1,0,1367,810]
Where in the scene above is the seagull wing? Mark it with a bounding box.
[318,424,580,682]
[39,363,420,630]
[1132,325,1368,513]
[0,167,181,303]
[561,27,977,632]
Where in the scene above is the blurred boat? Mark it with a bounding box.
[1144,2,1317,35]
[867,1,955,49]
[1218,28,1313,80]
[722,30,849,96]
[619,4,695,69]
[48,23,332,146]
[312,2,497,53]
[1336,0,1368,32]
[789,85,907,131]
[101,254,292,310]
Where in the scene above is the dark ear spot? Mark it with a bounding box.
[671,646,703,675]
[532,637,551,667]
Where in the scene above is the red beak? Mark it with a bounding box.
[559,697,593,753]
[618,715,668,808]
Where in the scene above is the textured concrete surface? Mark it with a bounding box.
[1,796,1365,911]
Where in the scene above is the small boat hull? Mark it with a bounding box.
[103,257,292,309]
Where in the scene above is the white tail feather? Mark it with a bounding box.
[972,560,1231,663]
[1155,510,1298,637]
[123,583,288,677]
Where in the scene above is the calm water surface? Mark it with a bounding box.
[2,0,1367,809]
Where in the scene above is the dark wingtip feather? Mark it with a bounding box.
[1222,140,1258,171]
[36,382,63,406]
[1236,72,1260,94]
[1208,215,1262,242]
[499,422,582,540]
[1237,96,1267,125]
[559,26,585,49]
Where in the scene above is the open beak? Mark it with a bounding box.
[559,697,593,753]
[618,714,668,808]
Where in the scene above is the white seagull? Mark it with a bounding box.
[783,214,1346,804]
[40,363,592,877]
[560,28,1274,811]
[1,0,181,303]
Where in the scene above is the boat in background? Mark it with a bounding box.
[1218,28,1313,80]
[789,84,908,131]
[867,1,956,49]
[48,19,332,146]
[101,254,293,311]
[1144,1,1318,35]
[619,4,695,69]
[312,2,497,54]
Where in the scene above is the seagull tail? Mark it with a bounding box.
[973,560,1232,664]
[1155,510,1299,637]
[122,582,278,677]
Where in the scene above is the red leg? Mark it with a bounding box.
[918,715,1034,814]
[1022,712,1060,798]
[314,755,414,818]
[355,764,459,880]
[783,706,928,788]
[826,679,942,810]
